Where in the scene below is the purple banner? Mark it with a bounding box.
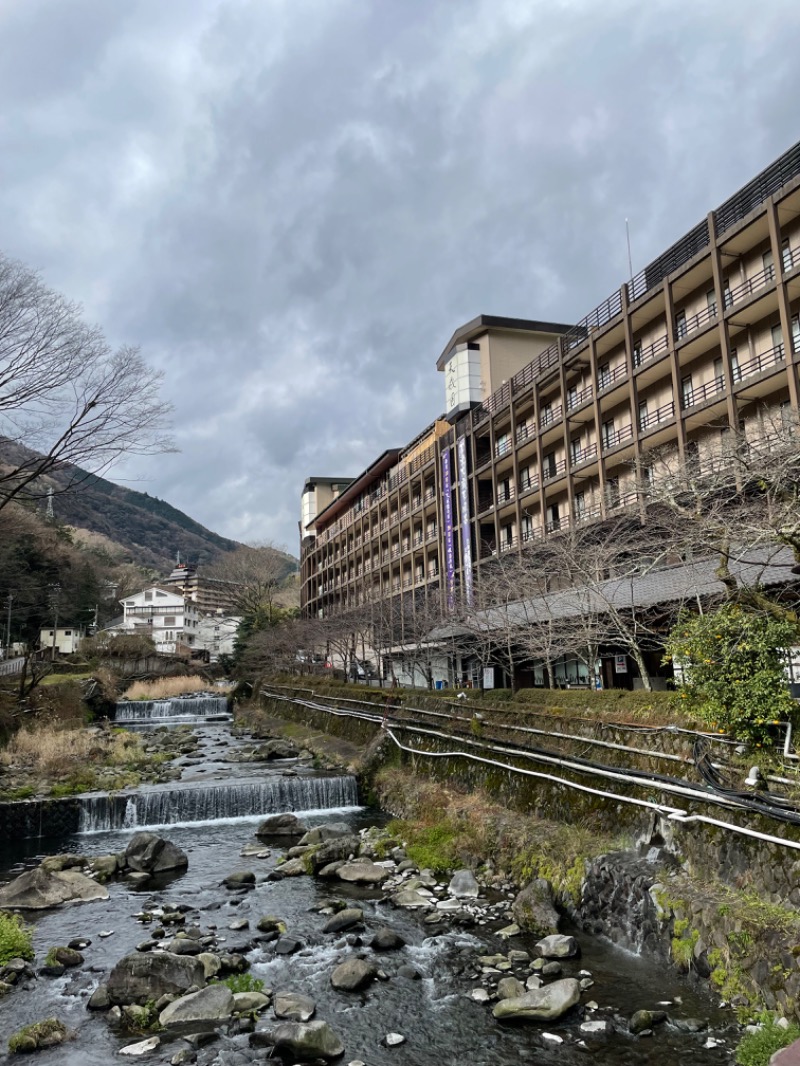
[456,435,473,607]
[441,449,456,611]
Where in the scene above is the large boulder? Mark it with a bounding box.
[535,934,578,959]
[336,863,388,885]
[492,978,581,1022]
[330,958,377,992]
[106,952,206,1006]
[124,833,188,875]
[511,879,560,936]
[323,908,363,934]
[448,870,479,899]
[298,823,352,846]
[307,836,360,874]
[255,814,304,838]
[370,928,406,952]
[159,984,235,1029]
[0,866,108,910]
[273,991,316,1022]
[390,889,432,909]
[256,739,299,760]
[268,1020,345,1061]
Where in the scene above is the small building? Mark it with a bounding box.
[114,586,201,655]
[39,626,86,655]
[195,614,242,659]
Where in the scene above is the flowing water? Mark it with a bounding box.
[0,724,736,1066]
[114,695,231,725]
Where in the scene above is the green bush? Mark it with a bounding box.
[665,606,798,745]
[736,1014,800,1066]
[0,913,33,964]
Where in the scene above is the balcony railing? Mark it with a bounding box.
[542,457,567,482]
[567,384,593,410]
[428,566,440,578]
[675,304,717,341]
[597,363,627,391]
[639,401,675,431]
[574,503,603,525]
[732,342,785,384]
[633,333,669,368]
[423,488,436,502]
[569,442,597,467]
[681,375,726,409]
[495,436,513,458]
[499,534,518,552]
[426,527,438,542]
[725,264,775,308]
[518,473,539,495]
[521,526,542,544]
[540,404,563,429]
[601,423,634,450]
[516,422,534,443]
[496,486,515,505]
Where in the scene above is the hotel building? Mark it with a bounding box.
[300,140,800,651]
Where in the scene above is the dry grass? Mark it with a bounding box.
[123,677,209,701]
[0,724,145,777]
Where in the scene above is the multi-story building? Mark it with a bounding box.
[114,586,201,655]
[163,562,243,616]
[300,139,800,675]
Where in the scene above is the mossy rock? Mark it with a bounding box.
[8,1018,71,1053]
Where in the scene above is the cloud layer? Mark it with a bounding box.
[1,0,798,553]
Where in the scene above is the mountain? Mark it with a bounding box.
[0,441,297,575]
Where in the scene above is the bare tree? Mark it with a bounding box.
[205,543,298,628]
[0,252,173,513]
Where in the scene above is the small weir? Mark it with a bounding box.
[77,774,360,833]
[114,695,231,724]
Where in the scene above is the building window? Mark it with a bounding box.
[632,341,642,368]
[546,504,560,532]
[569,437,582,464]
[144,591,153,602]
[601,419,615,449]
[706,289,717,317]
[606,477,620,508]
[772,323,784,357]
[597,363,610,389]
[574,492,586,519]
[638,400,649,429]
[681,375,693,408]
[543,453,557,479]
[540,402,553,426]
[713,357,724,388]
[723,279,732,309]
[763,249,775,282]
[164,616,176,626]
[521,515,533,542]
[675,310,687,340]
[792,315,800,354]
[731,348,741,383]
[783,237,794,273]
[567,385,578,409]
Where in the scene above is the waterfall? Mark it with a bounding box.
[114,696,231,723]
[77,775,360,833]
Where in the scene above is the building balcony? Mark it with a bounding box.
[540,404,563,429]
[633,334,669,369]
[639,400,675,432]
[681,375,726,409]
[675,304,717,341]
[601,423,634,451]
[597,363,627,391]
[725,263,775,308]
[567,384,593,410]
[733,342,785,384]
[496,486,515,505]
[542,457,567,483]
[570,442,597,467]
[518,473,540,495]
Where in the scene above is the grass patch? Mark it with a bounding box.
[38,672,94,687]
[123,677,215,701]
[0,913,33,964]
[8,1019,70,1054]
[217,973,264,994]
[736,1014,800,1066]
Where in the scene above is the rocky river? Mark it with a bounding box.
[0,717,737,1064]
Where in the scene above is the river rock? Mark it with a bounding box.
[159,984,235,1028]
[268,858,308,879]
[269,1020,345,1061]
[299,823,352,846]
[223,871,256,889]
[307,837,360,874]
[273,991,316,1022]
[257,916,287,935]
[257,739,299,760]
[318,861,346,878]
[511,879,560,935]
[629,1009,666,1034]
[535,934,578,959]
[87,985,111,1010]
[167,938,203,955]
[492,978,581,1022]
[336,863,388,885]
[107,952,206,1005]
[390,889,433,909]
[448,870,479,898]
[369,928,406,952]
[323,908,363,933]
[274,935,303,955]
[119,1035,161,1056]
[8,1018,71,1053]
[89,855,120,881]
[124,833,189,875]
[330,958,377,991]
[197,953,222,979]
[0,866,109,910]
[497,976,526,1000]
[52,946,84,967]
[256,814,305,837]
[233,991,270,1013]
[384,1033,405,1047]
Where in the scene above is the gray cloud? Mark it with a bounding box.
[1,0,799,552]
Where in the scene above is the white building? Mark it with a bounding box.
[196,614,242,659]
[116,586,200,655]
[39,626,86,655]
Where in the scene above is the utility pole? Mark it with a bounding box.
[49,584,60,661]
[5,594,12,659]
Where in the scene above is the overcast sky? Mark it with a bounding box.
[1,0,799,555]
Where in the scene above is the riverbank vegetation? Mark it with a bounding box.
[122,677,213,701]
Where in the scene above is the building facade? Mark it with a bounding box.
[116,586,200,655]
[163,563,243,616]
[300,140,800,662]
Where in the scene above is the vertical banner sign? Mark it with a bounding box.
[456,435,474,607]
[441,450,456,611]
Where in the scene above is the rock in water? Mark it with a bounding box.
[273,991,316,1022]
[535,934,579,959]
[270,1020,345,1061]
[119,1035,161,1056]
[124,833,188,875]
[511,879,560,936]
[369,928,406,952]
[497,977,526,1000]
[299,823,352,845]
[629,1009,667,1034]
[330,958,377,992]
[390,889,432,909]
[336,863,388,885]
[448,870,479,899]
[159,985,235,1029]
[255,813,305,837]
[307,837,360,874]
[323,908,363,933]
[492,978,581,1022]
[107,952,206,1006]
[0,866,108,910]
